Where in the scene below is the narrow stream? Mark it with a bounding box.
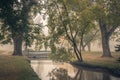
[31,60,120,80]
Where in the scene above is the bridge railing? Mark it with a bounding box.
[23,51,51,59]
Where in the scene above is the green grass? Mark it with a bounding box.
[72,52,120,76]
[0,56,40,80]
[81,52,120,69]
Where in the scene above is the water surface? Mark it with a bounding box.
[31,60,120,80]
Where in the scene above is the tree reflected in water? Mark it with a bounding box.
[73,70,83,80]
[48,68,112,80]
[48,68,83,80]
[48,68,73,80]
[103,73,110,80]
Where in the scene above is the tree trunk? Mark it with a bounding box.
[99,20,112,57]
[73,44,81,61]
[101,34,112,57]
[87,43,91,52]
[82,45,85,51]
[73,41,83,61]
[12,35,23,56]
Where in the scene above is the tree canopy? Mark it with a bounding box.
[91,0,120,57]
[43,0,98,61]
[0,0,41,55]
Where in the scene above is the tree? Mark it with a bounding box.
[0,0,40,55]
[81,28,99,51]
[92,0,120,57]
[46,0,96,61]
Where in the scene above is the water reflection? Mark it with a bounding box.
[48,68,72,80]
[103,73,110,80]
[31,60,120,80]
[48,68,84,80]
[48,68,113,80]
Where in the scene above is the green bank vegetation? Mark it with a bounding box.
[72,52,120,76]
[82,52,120,69]
[0,55,40,80]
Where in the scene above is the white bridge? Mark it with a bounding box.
[23,51,51,59]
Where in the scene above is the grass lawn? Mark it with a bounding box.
[81,52,120,69]
[72,52,120,76]
[0,55,40,80]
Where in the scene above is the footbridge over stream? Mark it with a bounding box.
[23,51,51,59]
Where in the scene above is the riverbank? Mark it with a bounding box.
[71,52,120,77]
[0,55,40,80]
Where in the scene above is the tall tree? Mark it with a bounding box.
[92,0,120,57]
[0,0,39,55]
[46,0,96,61]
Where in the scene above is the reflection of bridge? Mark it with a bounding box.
[23,51,51,59]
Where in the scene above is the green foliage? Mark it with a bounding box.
[92,0,120,27]
[49,47,74,62]
[48,68,72,80]
[0,0,28,43]
[44,0,98,61]
[90,0,120,57]
[0,0,42,46]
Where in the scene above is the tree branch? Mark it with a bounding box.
[53,0,73,42]
[61,0,74,41]
[83,29,99,47]
[107,25,118,38]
